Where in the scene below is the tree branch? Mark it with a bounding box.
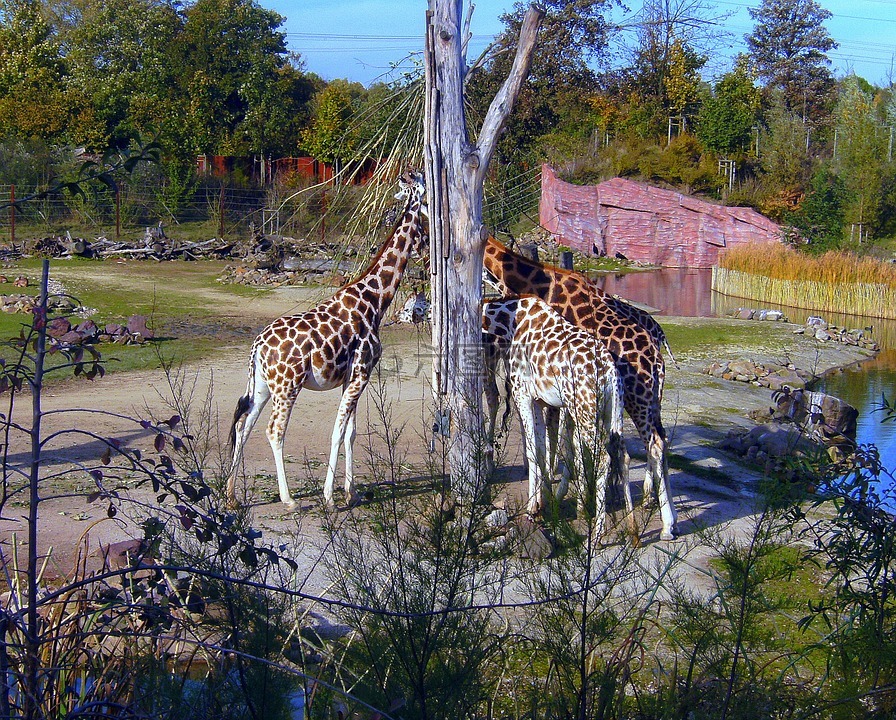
[475,3,544,179]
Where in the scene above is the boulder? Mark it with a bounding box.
[126,315,154,341]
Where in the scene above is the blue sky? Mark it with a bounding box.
[265,0,896,88]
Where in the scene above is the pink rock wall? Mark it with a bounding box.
[539,165,782,268]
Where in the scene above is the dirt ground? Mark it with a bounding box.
[0,283,877,595]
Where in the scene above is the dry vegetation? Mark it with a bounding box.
[716,243,896,319]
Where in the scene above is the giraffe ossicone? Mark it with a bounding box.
[226,171,427,509]
[483,236,678,540]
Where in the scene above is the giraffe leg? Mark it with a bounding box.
[554,410,573,502]
[515,390,548,515]
[226,359,270,506]
[648,429,678,540]
[483,346,501,474]
[325,362,369,507]
[265,391,299,510]
[342,406,357,498]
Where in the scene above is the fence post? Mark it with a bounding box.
[10,185,15,247]
[115,188,121,240]
[218,185,225,239]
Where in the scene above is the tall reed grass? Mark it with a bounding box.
[715,244,896,320]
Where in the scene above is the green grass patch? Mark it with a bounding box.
[661,318,791,359]
[0,258,273,376]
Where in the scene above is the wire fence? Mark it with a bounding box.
[0,164,544,246]
[0,180,292,243]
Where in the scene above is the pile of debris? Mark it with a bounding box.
[703,359,816,391]
[28,229,235,262]
[730,308,879,351]
[794,315,879,351]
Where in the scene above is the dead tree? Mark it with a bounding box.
[424,1,543,495]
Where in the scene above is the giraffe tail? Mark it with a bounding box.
[229,345,259,454]
[229,393,252,454]
[662,337,679,370]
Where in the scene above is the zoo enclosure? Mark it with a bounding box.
[0,163,542,246]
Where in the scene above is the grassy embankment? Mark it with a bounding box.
[0,258,274,376]
[716,244,896,320]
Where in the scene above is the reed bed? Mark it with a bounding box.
[715,245,896,320]
[720,244,896,288]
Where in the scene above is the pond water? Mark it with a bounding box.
[593,268,896,492]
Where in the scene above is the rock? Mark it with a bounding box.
[765,367,811,391]
[46,317,72,338]
[814,329,831,341]
[773,388,858,441]
[737,308,754,320]
[76,319,99,340]
[126,315,154,341]
[58,330,84,345]
[514,516,553,559]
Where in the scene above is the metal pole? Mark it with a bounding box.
[115,187,121,240]
[10,184,15,247]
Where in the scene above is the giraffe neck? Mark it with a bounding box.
[350,201,423,316]
[484,237,556,297]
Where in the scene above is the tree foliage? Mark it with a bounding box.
[466,0,618,162]
[746,0,837,120]
[696,61,762,156]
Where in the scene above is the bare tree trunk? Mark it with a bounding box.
[424,1,543,496]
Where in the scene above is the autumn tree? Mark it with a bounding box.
[0,0,70,140]
[466,0,616,162]
[746,0,837,121]
[623,0,721,135]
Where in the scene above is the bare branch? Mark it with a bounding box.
[475,4,545,181]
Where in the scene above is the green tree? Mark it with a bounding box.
[300,79,363,164]
[52,0,181,148]
[746,0,837,121]
[788,164,846,250]
[696,60,762,156]
[760,104,812,193]
[832,75,888,241]
[178,0,292,156]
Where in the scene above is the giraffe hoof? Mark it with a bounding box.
[346,491,362,508]
[660,529,678,541]
[283,498,299,512]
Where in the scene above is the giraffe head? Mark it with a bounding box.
[394,170,428,258]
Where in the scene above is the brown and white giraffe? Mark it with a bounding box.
[226,171,427,509]
[483,236,678,539]
[482,296,637,541]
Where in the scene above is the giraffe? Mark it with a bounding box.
[482,296,636,541]
[483,236,678,540]
[226,171,427,509]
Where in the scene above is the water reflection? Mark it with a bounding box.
[594,267,896,352]
[595,266,896,491]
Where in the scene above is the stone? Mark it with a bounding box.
[126,315,154,341]
[76,319,99,339]
[737,308,754,320]
[46,317,71,338]
[814,329,831,341]
[514,517,553,560]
